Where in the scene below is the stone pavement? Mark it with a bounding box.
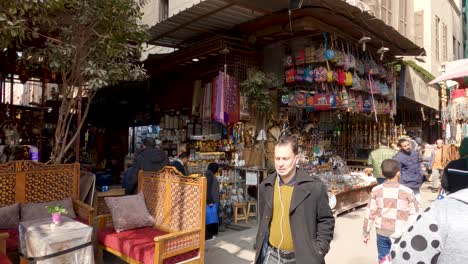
[205,182,438,264]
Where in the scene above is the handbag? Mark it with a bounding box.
[206,203,219,224]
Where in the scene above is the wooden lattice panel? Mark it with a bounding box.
[164,232,200,253]
[0,173,16,207]
[142,179,166,226]
[25,172,74,203]
[168,183,202,231]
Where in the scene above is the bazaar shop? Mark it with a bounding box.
[137,0,424,216]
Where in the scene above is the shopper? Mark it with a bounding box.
[390,142,400,152]
[363,159,419,263]
[254,135,335,264]
[431,139,444,192]
[125,137,169,195]
[389,138,468,264]
[172,151,189,175]
[368,139,396,184]
[419,142,434,183]
[205,162,220,240]
[393,138,424,202]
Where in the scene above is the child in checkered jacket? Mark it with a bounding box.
[363,159,420,262]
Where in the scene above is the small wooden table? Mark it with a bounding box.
[19,216,94,264]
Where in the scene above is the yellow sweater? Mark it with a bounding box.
[269,182,294,251]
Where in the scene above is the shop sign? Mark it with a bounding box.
[399,65,439,110]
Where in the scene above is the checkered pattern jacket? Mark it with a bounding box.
[363,181,420,237]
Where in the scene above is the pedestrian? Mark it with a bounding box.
[419,142,434,183]
[393,138,424,202]
[389,138,468,264]
[172,151,189,175]
[363,159,420,263]
[390,142,400,152]
[125,137,169,195]
[205,163,220,240]
[431,139,444,193]
[255,135,335,264]
[367,139,396,184]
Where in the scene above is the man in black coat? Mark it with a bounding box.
[172,152,189,175]
[255,135,335,264]
[125,137,169,195]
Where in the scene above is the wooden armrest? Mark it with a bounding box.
[73,199,94,226]
[0,232,8,254]
[96,214,113,229]
[153,229,200,243]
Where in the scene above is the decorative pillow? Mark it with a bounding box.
[0,203,20,228]
[21,197,76,221]
[105,192,155,232]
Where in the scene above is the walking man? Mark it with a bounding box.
[125,137,169,195]
[431,139,444,192]
[255,135,335,264]
[368,139,396,184]
[393,138,424,202]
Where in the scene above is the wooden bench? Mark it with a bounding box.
[0,161,94,259]
[97,166,207,264]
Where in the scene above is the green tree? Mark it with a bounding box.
[0,0,148,163]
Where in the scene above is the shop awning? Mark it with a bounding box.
[429,59,468,84]
[148,0,423,55]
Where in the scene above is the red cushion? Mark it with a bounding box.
[0,229,18,253]
[0,253,11,264]
[98,227,199,264]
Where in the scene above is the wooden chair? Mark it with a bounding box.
[247,201,257,220]
[233,202,248,224]
[97,166,207,264]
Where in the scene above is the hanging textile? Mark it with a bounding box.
[192,80,202,117]
[201,83,212,123]
[224,73,240,124]
[215,72,225,124]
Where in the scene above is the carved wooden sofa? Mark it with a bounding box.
[0,161,94,260]
[97,166,207,264]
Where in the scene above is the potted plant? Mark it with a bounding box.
[45,205,68,224]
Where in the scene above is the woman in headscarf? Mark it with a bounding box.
[205,163,220,240]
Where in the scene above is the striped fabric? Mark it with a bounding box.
[363,181,420,237]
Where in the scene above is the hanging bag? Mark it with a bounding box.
[351,71,361,91]
[314,83,331,111]
[323,32,336,62]
[304,65,314,83]
[206,203,219,224]
[345,71,353,86]
[336,69,346,86]
[340,86,349,109]
[314,66,327,83]
[348,44,356,70]
[295,67,304,82]
[285,68,296,83]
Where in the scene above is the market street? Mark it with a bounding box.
[205,182,438,264]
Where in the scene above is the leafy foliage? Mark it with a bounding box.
[45,205,68,215]
[240,70,285,113]
[0,0,149,163]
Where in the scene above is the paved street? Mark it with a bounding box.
[205,182,438,264]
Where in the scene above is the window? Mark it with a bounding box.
[453,36,457,60]
[442,23,447,61]
[414,11,424,47]
[435,16,440,61]
[398,0,408,35]
[381,0,392,25]
[159,0,168,22]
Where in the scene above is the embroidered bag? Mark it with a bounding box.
[351,71,361,91]
[345,71,353,86]
[295,91,306,108]
[381,81,390,97]
[356,57,365,76]
[323,33,336,61]
[340,86,349,109]
[369,54,379,75]
[378,64,387,79]
[362,95,372,113]
[336,69,346,86]
[284,55,294,68]
[326,61,334,83]
[295,49,306,65]
[285,68,296,83]
[306,91,315,107]
[356,94,364,112]
[330,90,338,109]
[314,66,327,83]
[304,66,314,83]
[348,92,357,111]
[361,78,368,92]
[314,83,331,111]
[295,67,304,82]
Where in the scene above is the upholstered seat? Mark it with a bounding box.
[98,227,198,264]
[0,253,11,264]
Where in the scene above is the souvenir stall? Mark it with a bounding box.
[262,32,398,213]
[441,88,468,145]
